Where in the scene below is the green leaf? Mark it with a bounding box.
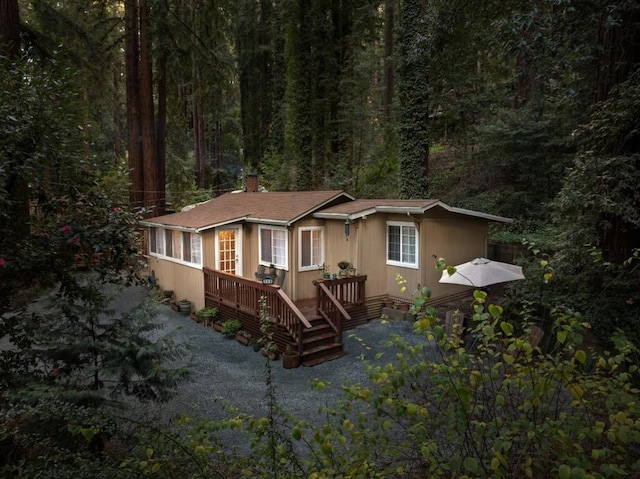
[559,465,571,479]
[500,322,513,335]
[463,457,479,473]
[575,350,586,364]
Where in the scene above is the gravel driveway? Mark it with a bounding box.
[113,284,433,429]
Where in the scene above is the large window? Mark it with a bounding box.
[259,226,287,269]
[299,227,324,271]
[387,221,418,268]
[149,227,201,267]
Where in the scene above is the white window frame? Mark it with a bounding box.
[386,221,419,269]
[148,227,202,268]
[298,226,324,272]
[258,225,288,270]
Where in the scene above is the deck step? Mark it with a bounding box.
[303,331,336,345]
[303,350,348,367]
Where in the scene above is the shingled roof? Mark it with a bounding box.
[314,199,511,223]
[142,190,354,231]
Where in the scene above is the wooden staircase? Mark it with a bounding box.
[294,299,347,367]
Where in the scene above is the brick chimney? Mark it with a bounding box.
[246,173,259,193]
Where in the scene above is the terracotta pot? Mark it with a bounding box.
[236,333,251,346]
[398,302,410,311]
[213,323,224,333]
[383,299,394,308]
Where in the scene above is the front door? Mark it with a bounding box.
[216,227,242,275]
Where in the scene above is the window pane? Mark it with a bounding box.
[272,230,286,266]
[388,225,400,261]
[183,232,191,261]
[260,228,273,263]
[172,230,181,259]
[165,230,173,257]
[156,229,165,256]
[301,230,311,267]
[311,230,321,265]
[149,228,157,253]
[191,234,201,265]
[402,226,416,263]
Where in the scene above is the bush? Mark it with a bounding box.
[222,319,242,337]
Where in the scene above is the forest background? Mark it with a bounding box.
[0,0,639,477]
[1,0,638,345]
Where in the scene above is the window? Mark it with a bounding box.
[155,228,166,256]
[259,226,287,269]
[387,222,418,268]
[190,233,202,265]
[148,227,201,267]
[299,227,324,271]
[165,229,173,257]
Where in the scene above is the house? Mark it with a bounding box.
[141,176,510,365]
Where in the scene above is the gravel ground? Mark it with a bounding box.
[110,284,435,430]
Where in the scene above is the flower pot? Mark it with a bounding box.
[177,300,191,315]
[213,322,224,333]
[282,352,300,369]
[383,299,394,308]
[236,332,251,346]
[398,302,410,311]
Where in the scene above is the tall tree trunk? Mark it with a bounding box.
[112,62,124,161]
[139,0,158,216]
[156,50,167,215]
[0,0,29,239]
[398,0,429,199]
[0,0,20,59]
[193,93,206,189]
[125,0,143,207]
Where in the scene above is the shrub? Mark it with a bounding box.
[222,319,242,337]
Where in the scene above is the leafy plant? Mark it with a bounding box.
[221,319,242,337]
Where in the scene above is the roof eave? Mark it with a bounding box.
[431,202,513,223]
[287,191,356,224]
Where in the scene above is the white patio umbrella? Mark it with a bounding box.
[439,257,525,288]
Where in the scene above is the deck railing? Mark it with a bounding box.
[203,268,310,353]
[314,275,367,344]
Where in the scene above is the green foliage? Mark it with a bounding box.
[222,318,243,337]
[294,289,640,477]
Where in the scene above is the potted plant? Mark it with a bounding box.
[282,344,300,369]
[222,319,242,338]
[212,319,224,333]
[177,299,192,315]
[236,329,252,346]
[322,263,331,280]
[337,260,350,277]
[196,306,218,326]
[269,263,276,276]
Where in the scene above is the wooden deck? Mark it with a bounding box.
[203,269,367,366]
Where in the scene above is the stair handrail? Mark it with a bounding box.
[315,281,350,343]
[204,268,311,354]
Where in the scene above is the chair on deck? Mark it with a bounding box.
[275,269,286,287]
[254,264,267,280]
